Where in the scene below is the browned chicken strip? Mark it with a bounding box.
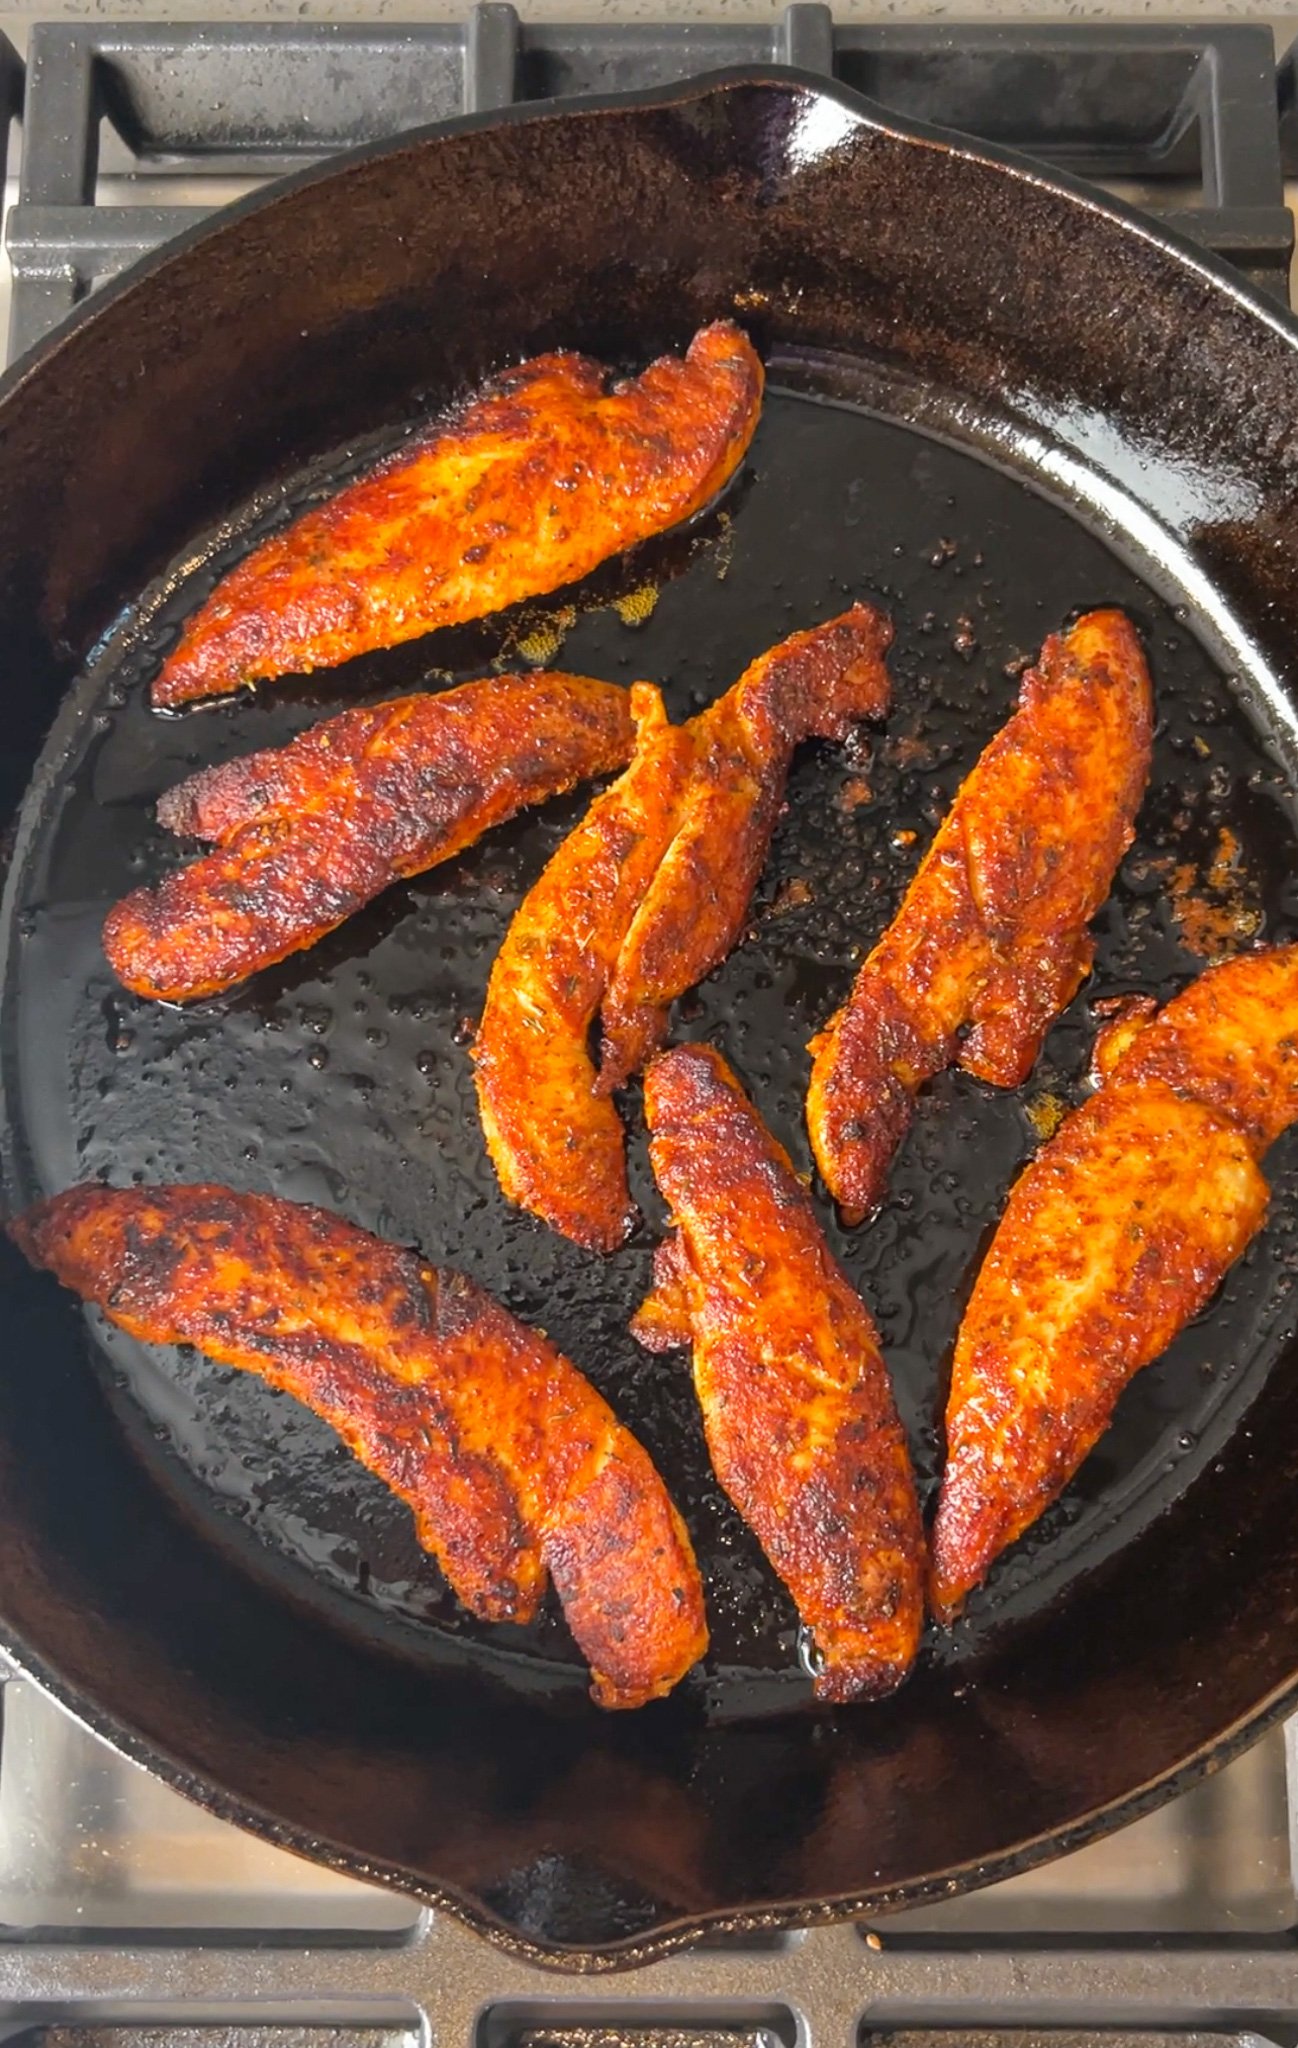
[474,607,893,1250]
[597,605,894,1089]
[103,671,635,1002]
[930,945,1298,1622]
[11,1184,708,1708]
[473,685,696,1253]
[152,323,764,708]
[807,609,1153,1221]
[632,1045,926,1702]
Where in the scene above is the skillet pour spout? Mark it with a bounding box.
[2,67,1298,1964]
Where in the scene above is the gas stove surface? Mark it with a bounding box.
[0,6,1297,2033]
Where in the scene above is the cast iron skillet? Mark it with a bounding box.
[3,67,1298,1966]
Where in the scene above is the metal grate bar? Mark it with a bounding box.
[1279,33,1298,180]
[19,26,93,206]
[1194,27,1284,209]
[775,4,835,78]
[465,2,520,115]
[4,1918,1298,2033]
[16,2032,420,2048]
[0,32,20,182]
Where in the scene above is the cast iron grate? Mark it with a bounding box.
[5,9,1297,360]
[0,30,20,220]
[1280,35,1298,177]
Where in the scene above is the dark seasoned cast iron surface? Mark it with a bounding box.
[6,365,1298,1713]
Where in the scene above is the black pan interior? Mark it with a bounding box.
[2,74,1298,1958]
[7,363,1298,1709]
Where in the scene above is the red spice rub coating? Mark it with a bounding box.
[807,609,1153,1221]
[11,1183,708,1709]
[633,1045,925,1702]
[153,323,764,707]
[104,671,635,1002]
[474,606,892,1252]
[931,945,1298,1622]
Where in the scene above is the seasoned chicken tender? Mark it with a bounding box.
[597,604,894,1090]
[104,671,635,1002]
[474,684,696,1253]
[633,1045,925,1702]
[808,609,1153,1220]
[153,323,764,707]
[11,1183,708,1709]
[474,606,893,1249]
[930,945,1298,1622]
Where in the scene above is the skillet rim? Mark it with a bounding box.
[3,59,1296,404]
[2,63,1298,1965]
[7,1621,1298,1969]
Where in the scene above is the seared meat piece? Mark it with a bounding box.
[474,606,892,1249]
[807,610,1153,1220]
[596,605,894,1090]
[474,684,696,1252]
[633,1045,925,1702]
[104,671,635,1002]
[11,1183,708,1708]
[153,323,764,707]
[930,945,1298,1621]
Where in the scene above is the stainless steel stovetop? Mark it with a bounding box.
[2,6,1298,2033]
